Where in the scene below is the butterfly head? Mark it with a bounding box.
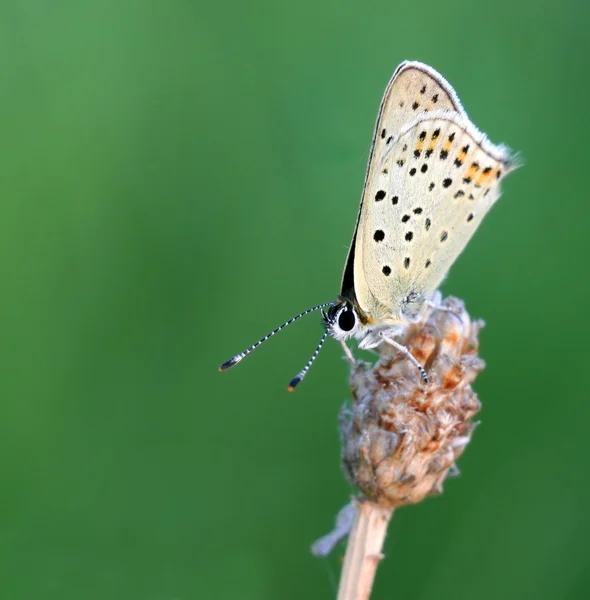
[323,298,363,342]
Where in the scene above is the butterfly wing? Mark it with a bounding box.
[362,61,466,186]
[356,111,516,323]
[341,62,468,308]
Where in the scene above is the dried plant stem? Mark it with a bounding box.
[314,296,483,598]
[337,499,394,600]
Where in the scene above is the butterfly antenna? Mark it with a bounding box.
[219,303,332,372]
[288,329,329,392]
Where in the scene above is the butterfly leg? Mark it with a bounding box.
[339,340,356,365]
[378,331,429,384]
[425,299,460,314]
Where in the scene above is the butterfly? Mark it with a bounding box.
[220,61,517,390]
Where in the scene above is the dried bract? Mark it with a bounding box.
[340,296,484,508]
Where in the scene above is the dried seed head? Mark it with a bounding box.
[340,296,484,508]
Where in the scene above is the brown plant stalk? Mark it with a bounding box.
[313,295,485,599]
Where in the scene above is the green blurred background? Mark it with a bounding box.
[1,0,588,598]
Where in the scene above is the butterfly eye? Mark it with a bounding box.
[338,307,356,332]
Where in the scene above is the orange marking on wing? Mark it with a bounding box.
[427,138,438,153]
[475,167,494,187]
[442,132,457,153]
[465,162,481,181]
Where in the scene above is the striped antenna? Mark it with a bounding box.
[219,303,332,372]
[287,328,329,392]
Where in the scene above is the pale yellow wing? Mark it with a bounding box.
[363,61,466,186]
[356,111,516,324]
[342,61,467,307]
